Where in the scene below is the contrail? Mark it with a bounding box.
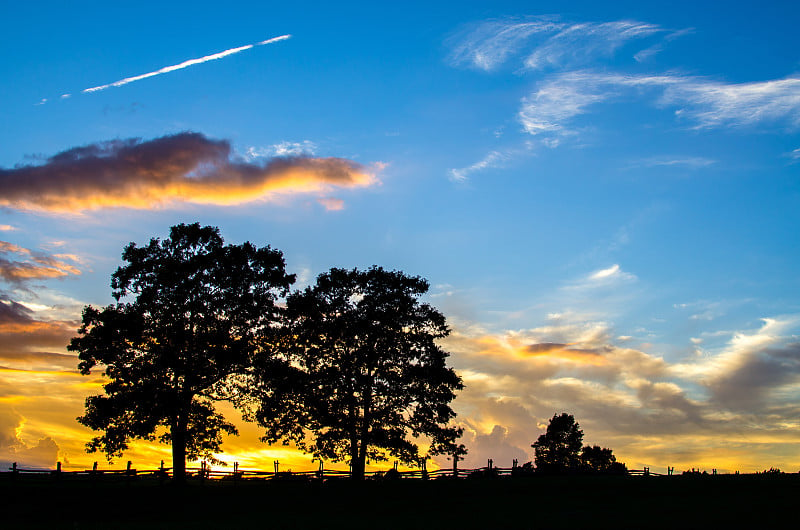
[50,35,291,100]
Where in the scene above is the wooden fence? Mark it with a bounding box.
[2,459,662,482]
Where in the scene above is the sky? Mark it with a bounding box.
[1,0,799,474]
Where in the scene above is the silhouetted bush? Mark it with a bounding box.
[511,462,535,477]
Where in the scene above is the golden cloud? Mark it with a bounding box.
[0,297,78,370]
[472,334,608,366]
[0,241,81,283]
[0,132,380,212]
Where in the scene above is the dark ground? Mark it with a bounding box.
[1,473,797,529]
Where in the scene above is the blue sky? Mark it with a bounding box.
[1,0,799,472]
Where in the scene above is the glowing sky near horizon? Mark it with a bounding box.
[1,0,799,474]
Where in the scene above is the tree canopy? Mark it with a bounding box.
[69,223,294,480]
[532,413,626,475]
[532,413,584,474]
[248,266,464,479]
[581,445,626,474]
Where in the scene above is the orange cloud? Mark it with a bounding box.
[0,132,380,212]
[0,241,81,283]
[474,334,607,366]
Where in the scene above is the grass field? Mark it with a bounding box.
[1,473,797,528]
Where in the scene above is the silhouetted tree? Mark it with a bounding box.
[532,413,584,473]
[581,445,627,474]
[248,266,463,480]
[69,223,294,482]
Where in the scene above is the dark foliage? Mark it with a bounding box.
[533,413,627,475]
[248,266,464,479]
[581,445,628,475]
[69,223,294,481]
[532,413,584,474]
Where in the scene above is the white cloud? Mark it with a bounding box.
[629,156,716,169]
[519,75,610,134]
[448,17,666,72]
[447,17,563,71]
[672,317,797,382]
[634,28,693,63]
[565,264,637,290]
[246,140,317,160]
[449,150,508,182]
[519,71,800,139]
[590,264,623,280]
[523,21,661,70]
[449,143,536,182]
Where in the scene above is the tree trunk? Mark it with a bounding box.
[355,382,371,481]
[172,413,188,484]
[350,437,364,480]
[349,399,364,480]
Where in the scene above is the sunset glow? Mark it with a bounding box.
[2,0,799,476]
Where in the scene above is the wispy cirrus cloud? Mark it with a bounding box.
[449,150,509,182]
[518,72,800,137]
[447,17,564,71]
[0,132,380,213]
[44,35,291,103]
[634,28,694,63]
[523,21,662,70]
[449,143,535,182]
[628,156,717,169]
[559,264,638,293]
[448,16,667,72]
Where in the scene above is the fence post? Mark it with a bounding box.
[234,461,239,484]
[274,460,279,476]
[452,453,459,478]
[12,462,18,479]
[488,459,493,470]
[317,460,323,480]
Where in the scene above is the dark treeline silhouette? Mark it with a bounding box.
[530,413,627,475]
[69,223,464,482]
[67,224,704,484]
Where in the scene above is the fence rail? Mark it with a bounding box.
[2,460,669,482]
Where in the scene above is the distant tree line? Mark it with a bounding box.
[69,224,626,483]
